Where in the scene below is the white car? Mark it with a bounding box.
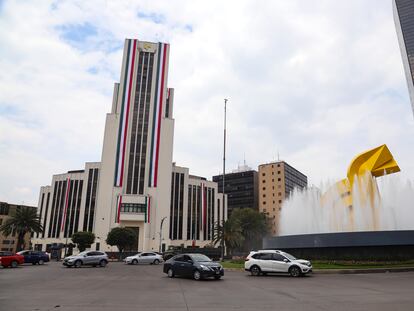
[124,252,163,265]
[244,250,312,277]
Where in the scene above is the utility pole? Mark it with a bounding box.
[221,98,228,261]
[159,217,167,253]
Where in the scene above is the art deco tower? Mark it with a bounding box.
[95,39,175,251]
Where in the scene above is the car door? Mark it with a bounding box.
[139,253,149,264]
[258,253,274,272]
[272,253,290,272]
[30,251,40,263]
[180,255,194,276]
[173,255,186,275]
[146,252,156,263]
[84,251,96,265]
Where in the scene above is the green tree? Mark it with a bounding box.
[106,227,137,260]
[71,231,95,252]
[212,218,244,257]
[230,208,269,252]
[0,207,43,251]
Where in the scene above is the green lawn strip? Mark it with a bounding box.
[221,260,414,270]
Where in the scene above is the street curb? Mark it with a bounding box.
[224,267,414,274]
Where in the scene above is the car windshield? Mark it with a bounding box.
[17,251,26,255]
[190,254,212,262]
[282,252,297,261]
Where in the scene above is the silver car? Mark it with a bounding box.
[63,251,108,268]
[124,252,163,265]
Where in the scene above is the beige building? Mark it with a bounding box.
[0,202,36,252]
[258,161,307,235]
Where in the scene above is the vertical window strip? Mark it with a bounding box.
[64,180,74,238]
[138,53,154,194]
[169,172,175,239]
[42,192,50,238]
[69,180,78,237]
[55,180,67,238]
[83,169,93,231]
[37,193,45,238]
[48,181,58,238]
[196,186,201,240]
[127,52,144,194]
[74,181,83,232]
[51,181,62,238]
[179,173,184,240]
[88,168,99,232]
[187,185,192,240]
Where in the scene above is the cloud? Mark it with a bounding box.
[0,0,413,206]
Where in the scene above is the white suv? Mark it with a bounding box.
[245,250,312,277]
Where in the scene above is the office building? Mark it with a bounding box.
[32,39,226,253]
[0,202,37,252]
[393,0,414,116]
[213,164,258,215]
[258,161,307,235]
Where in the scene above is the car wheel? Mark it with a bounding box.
[11,261,18,268]
[167,268,174,278]
[250,265,261,276]
[38,259,45,265]
[99,260,108,268]
[193,270,202,280]
[153,259,160,265]
[132,259,138,265]
[289,266,301,277]
[74,260,82,268]
[214,275,221,280]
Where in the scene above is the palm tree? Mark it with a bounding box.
[0,207,43,251]
[212,218,244,257]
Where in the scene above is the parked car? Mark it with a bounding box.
[244,250,312,277]
[63,251,108,268]
[163,253,224,280]
[0,251,25,268]
[17,250,50,265]
[125,252,163,265]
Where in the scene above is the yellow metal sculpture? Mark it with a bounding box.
[323,144,400,231]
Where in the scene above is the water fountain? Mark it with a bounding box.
[263,145,414,260]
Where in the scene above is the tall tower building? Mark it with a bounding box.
[258,161,307,235]
[94,39,175,252]
[393,0,414,116]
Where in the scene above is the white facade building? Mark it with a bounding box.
[32,39,227,253]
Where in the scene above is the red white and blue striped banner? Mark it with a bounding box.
[114,39,138,187]
[115,195,122,223]
[149,42,169,188]
[61,177,71,232]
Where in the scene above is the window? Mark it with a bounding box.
[254,253,273,260]
[279,200,282,204]
[278,178,281,181]
[273,201,275,204]
[272,179,274,182]
[278,171,281,174]
[174,255,185,262]
[278,192,282,196]
[273,208,275,211]
[272,253,286,261]
[262,187,266,190]
[272,172,274,175]
[262,180,265,183]
[262,201,266,205]
[262,173,265,176]
[262,194,266,198]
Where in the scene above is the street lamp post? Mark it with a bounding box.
[221,98,228,261]
[159,217,167,253]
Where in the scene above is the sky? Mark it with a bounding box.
[1,0,413,206]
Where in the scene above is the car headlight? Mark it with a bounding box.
[200,264,210,271]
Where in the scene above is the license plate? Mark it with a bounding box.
[215,271,220,274]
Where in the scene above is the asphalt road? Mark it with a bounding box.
[1,262,414,311]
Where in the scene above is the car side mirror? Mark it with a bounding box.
[283,259,289,263]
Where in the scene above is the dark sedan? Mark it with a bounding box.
[17,250,50,265]
[163,253,224,280]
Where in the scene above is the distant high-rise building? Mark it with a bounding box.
[213,165,258,216]
[393,0,414,116]
[258,161,307,235]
